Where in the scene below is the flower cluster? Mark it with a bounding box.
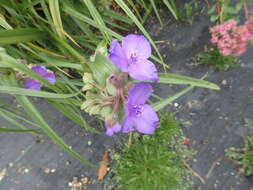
[104,34,159,136]
[210,18,253,56]
[24,65,56,90]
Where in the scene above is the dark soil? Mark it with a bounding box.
[1,2,253,190]
[148,3,253,189]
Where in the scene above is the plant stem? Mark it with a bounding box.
[127,131,133,148]
[244,2,249,19]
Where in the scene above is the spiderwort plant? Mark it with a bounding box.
[106,35,159,135]
[81,34,220,137]
[81,34,159,136]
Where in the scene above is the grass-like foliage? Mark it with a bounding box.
[197,47,238,71]
[109,113,193,190]
[226,119,253,180]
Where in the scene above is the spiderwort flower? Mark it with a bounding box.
[24,65,56,91]
[122,82,159,134]
[109,34,158,82]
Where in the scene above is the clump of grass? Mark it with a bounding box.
[107,113,193,190]
[197,47,238,71]
[226,119,253,181]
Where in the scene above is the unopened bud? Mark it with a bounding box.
[105,115,116,127]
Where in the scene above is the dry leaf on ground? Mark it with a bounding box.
[98,151,110,180]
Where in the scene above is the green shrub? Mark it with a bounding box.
[108,113,193,190]
[197,47,238,71]
[226,119,253,180]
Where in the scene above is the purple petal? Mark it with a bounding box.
[122,34,151,60]
[31,65,47,76]
[109,39,128,72]
[42,72,56,84]
[111,123,122,133]
[127,82,152,105]
[24,79,42,91]
[121,116,134,133]
[128,59,158,82]
[132,104,159,134]
[105,123,121,136]
[105,128,114,136]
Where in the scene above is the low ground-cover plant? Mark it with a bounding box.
[196,2,253,71]
[197,47,238,71]
[208,0,248,23]
[107,113,194,190]
[226,119,253,181]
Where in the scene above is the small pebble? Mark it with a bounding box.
[221,80,227,85]
[24,169,29,173]
[0,168,7,181]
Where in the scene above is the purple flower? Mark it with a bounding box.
[109,34,158,82]
[24,65,56,91]
[122,82,159,134]
[105,123,121,136]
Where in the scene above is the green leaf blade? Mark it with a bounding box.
[0,86,78,99]
[0,28,44,45]
[158,73,220,90]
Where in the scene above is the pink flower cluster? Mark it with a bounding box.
[210,17,253,56]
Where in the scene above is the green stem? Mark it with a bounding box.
[128,131,133,148]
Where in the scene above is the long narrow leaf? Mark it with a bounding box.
[150,0,163,26]
[63,5,121,39]
[0,86,79,98]
[0,127,38,133]
[82,0,111,42]
[18,95,96,167]
[152,86,194,111]
[0,109,41,135]
[0,107,41,128]
[48,0,64,38]
[0,28,44,45]
[163,0,179,20]
[48,100,101,134]
[158,73,220,90]
[4,73,96,167]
